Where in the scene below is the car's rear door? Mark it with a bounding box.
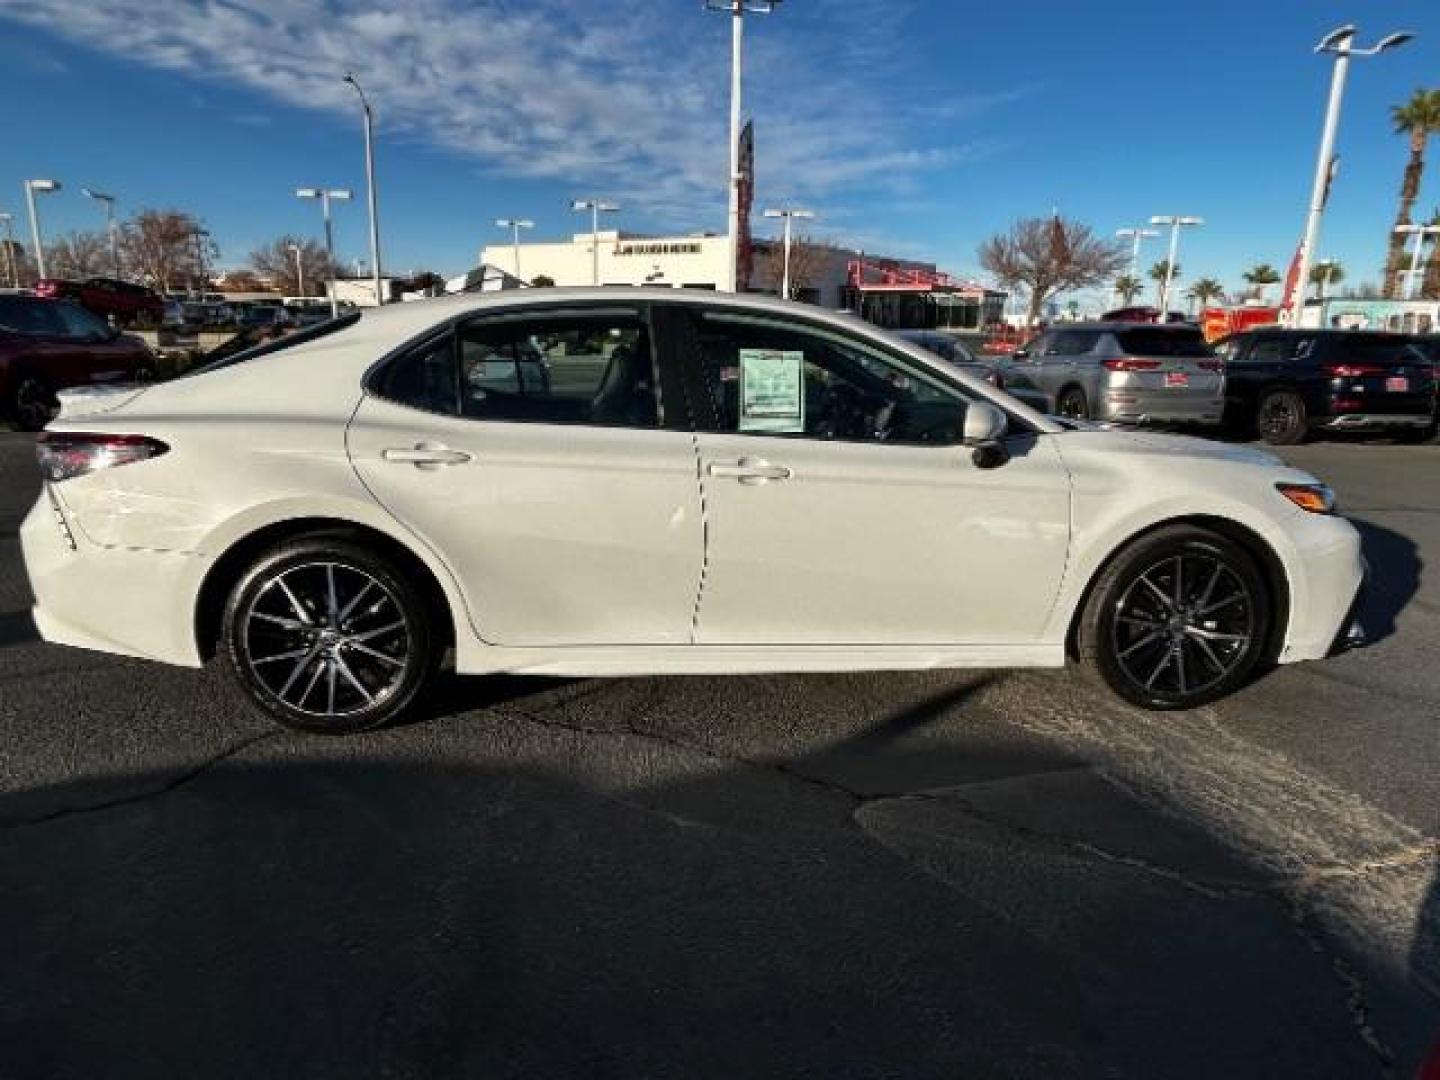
[347,302,704,648]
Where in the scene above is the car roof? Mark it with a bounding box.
[1059,321,1199,331]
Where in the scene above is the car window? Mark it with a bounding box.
[1244,336,1291,364]
[1113,328,1212,357]
[1328,335,1431,366]
[0,297,62,335]
[375,333,459,415]
[1044,330,1096,356]
[51,302,109,339]
[456,309,658,428]
[683,310,969,445]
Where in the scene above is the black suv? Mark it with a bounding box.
[1216,329,1438,444]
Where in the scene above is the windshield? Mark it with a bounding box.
[1114,328,1213,357]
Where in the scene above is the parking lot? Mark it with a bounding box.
[1,429,1437,1077]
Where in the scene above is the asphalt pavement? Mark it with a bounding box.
[0,430,1437,1078]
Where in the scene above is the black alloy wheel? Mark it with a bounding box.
[221,537,438,733]
[1079,525,1272,710]
[1256,389,1308,445]
[1057,387,1090,421]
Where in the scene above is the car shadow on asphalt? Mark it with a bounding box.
[1350,519,1423,646]
[0,609,37,649]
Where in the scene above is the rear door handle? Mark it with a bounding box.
[708,457,792,485]
[382,443,473,468]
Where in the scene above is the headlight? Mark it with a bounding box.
[1276,482,1337,515]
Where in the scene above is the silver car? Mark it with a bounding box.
[893,329,1051,414]
[1007,323,1224,425]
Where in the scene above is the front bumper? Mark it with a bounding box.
[1326,559,1369,656]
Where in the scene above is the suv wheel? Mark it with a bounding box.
[1057,386,1090,421]
[221,538,439,734]
[10,374,57,432]
[1078,525,1272,710]
[1256,389,1308,445]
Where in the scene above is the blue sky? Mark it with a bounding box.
[0,0,1437,302]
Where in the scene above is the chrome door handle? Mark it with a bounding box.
[708,457,792,485]
[382,443,473,468]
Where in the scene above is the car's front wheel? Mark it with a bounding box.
[221,537,438,734]
[1077,525,1272,710]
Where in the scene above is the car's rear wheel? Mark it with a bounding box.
[1256,389,1308,445]
[221,538,438,734]
[10,374,57,432]
[1057,386,1090,421]
[1078,525,1272,710]
[1393,416,1438,444]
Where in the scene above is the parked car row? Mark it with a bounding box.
[988,322,1438,445]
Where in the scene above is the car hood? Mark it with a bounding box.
[1055,429,1289,470]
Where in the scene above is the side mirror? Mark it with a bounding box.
[962,400,1010,469]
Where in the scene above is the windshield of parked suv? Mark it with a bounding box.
[1114,328,1213,356]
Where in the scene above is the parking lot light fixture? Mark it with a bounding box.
[570,199,620,286]
[297,187,353,316]
[1148,215,1203,318]
[762,207,814,299]
[342,73,384,308]
[23,179,61,281]
[495,218,535,280]
[1393,224,1440,300]
[705,0,783,293]
[1290,24,1414,323]
[81,188,120,278]
[1115,226,1160,279]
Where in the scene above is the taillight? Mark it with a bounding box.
[1103,358,1162,371]
[35,433,169,482]
[1323,363,1385,377]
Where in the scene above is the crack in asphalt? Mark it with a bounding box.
[0,730,280,829]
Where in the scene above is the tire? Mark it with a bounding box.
[1256,389,1308,445]
[1077,525,1272,710]
[1056,386,1090,421]
[220,537,439,734]
[9,373,57,432]
[1393,417,1437,444]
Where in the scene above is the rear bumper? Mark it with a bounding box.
[1321,412,1433,430]
[1099,390,1225,426]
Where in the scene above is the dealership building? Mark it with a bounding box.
[478,230,1006,331]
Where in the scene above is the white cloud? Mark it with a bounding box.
[0,0,1014,231]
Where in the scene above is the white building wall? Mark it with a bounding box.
[481,231,732,290]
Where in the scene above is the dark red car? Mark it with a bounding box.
[0,294,155,430]
[32,277,165,327]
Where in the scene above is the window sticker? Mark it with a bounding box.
[738,348,805,433]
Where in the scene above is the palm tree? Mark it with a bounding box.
[1149,260,1178,308]
[1187,277,1225,311]
[1310,260,1344,301]
[1113,274,1143,305]
[1417,207,1440,300]
[1383,89,1440,298]
[1242,263,1280,302]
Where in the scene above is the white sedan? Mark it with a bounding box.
[21,289,1364,733]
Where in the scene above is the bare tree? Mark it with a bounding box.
[247,235,333,296]
[0,239,29,287]
[119,210,216,293]
[43,230,111,280]
[755,236,830,300]
[978,216,1127,326]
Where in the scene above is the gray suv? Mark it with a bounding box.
[1008,323,1223,425]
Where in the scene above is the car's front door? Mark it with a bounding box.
[347,304,704,647]
[655,304,1071,646]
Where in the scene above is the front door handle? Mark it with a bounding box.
[382,443,473,469]
[708,457,792,485]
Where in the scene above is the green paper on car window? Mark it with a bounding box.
[739,348,805,433]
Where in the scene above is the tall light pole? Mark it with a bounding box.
[287,242,305,298]
[23,179,61,281]
[297,187,353,316]
[1149,215,1203,318]
[342,73,384,308]
[0,213,16,288]
[1394,225,1440,300]
[1115,226,1159,279]
[81,188,120,278]
[705,0,782,293]
[1290,25,1413,323]
[762,207,814,299]
[570,199,619,286]
[495,218,534,280]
